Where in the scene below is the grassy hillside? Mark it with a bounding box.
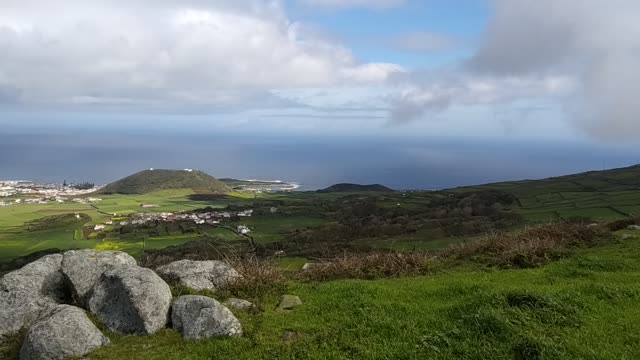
[451,164,640,223]
[99,170,231,195]
[317,183,393,193]
[77,231,640,360]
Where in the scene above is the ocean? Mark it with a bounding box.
[2,128,639,190]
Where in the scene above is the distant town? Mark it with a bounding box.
[0,180,102,207]
[0,176,299,208]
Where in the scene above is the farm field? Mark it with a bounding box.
[0,190,232,261]
[454,165,640,223]
[2,165,640,263]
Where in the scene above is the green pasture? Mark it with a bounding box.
[0,190,242,260]
[231,216,330,244]
[83,236,640,360]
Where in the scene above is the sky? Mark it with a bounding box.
[1,0,640,186]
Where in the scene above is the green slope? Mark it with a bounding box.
[80,235,640,360]
[98,169,231,195]
[453,164,640,195]
[450,164,640,222]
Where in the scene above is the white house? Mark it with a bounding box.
[237,225,251,234]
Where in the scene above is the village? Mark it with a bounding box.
[0,180,101,207]
[92,209,258,236]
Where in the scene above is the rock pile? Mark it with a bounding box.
[0,251,244,360]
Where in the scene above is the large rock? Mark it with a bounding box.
[156,260,241,291]
[0,292,56,341]
[61,250,137,305]
[172,296,242,340]
[19,305,110,360]
[88,266,172,335]
[0,254,65,302]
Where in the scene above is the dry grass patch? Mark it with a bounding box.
[442,223,611,268]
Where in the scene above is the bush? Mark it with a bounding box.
[441,223,611,268]
[302,223,611,281]
[300,252,440,281]
[220,256,287,300]
[606,217,640,231]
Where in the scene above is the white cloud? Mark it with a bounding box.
[390,0,640,141]
[0,0,403,110]
[389,72,575,124]
[469,0,640,140]
[298,0,405,10]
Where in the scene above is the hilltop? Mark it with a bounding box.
[450,164,640,222]
[455,164,640,194]
[98,169,231,195]
[317,183,393,193]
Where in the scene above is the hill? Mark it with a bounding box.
[317,183,393,193]
[451,164,640,222]
[98,169,231,195]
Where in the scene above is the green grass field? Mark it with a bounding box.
[453,165,640,223]
[0,190,230,261]
[3,165,640,261]
[231,216,330,244]
[84,235,640,360]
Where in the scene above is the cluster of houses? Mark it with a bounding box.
[90,209,256,234]
[0,180,102,206]
[132,209,253,225]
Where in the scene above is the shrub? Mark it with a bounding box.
[220,256,287,300]
[605,217,640,231]
[299,252,439,281]
[441,223,610,268]
[302,223,611,281]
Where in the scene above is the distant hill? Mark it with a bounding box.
[452,164,640,195]
[317,183,393,193]
[449,164,640,222]
[98,169,231,195]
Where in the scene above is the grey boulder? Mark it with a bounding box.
[19,305,110,360]
[172,295,242,340]
[156,260,241,291]
[88,266,172,335]
[61,249,137,305]
[0,254,65,340]
[0,254,65,302]
[0,292,56,340]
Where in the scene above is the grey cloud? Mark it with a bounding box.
[391,0,640,141]
[470,0,640,140]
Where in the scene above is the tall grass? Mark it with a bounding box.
[441,223,611,268]
[301,223,611,281]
